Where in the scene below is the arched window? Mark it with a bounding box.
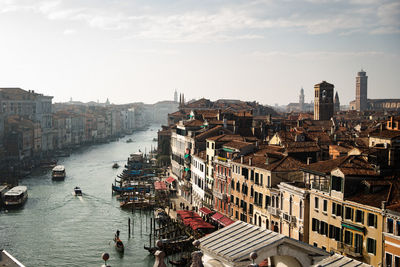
[289,196,293,216]
[272,196,275,207]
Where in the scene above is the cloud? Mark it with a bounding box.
[1,0,399,42]
[251,50,389,59]
[63,29,76,35]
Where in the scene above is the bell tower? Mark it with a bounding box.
[314,81,334,120]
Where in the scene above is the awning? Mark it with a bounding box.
[211,212,223,221]
[154,181,167,190]
[218,216,235,227]
[341,223,365,233]
[199,207,213,216]
[165,177,175,183]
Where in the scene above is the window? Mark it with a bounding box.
[331,176,342,191]
[386,253,393,267]
[395,256,399,267]
[332,203,342,217]
[315,197,319,210]
[235,211,238,219]
[388,218,394,233]
[368,213,377,228]
[355,210,364,223]
[396,221,400,236]
[344,230,353,245]
[260,174,263,186]
[313,242,318,247]
[320,221,328,236]
[323,199,328,212]
[312,218,320,232]
[345,207,353,221]
[367,238,376,255]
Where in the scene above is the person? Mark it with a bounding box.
[115,230,120,239]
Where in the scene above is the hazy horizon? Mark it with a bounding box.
[1,0,399,106]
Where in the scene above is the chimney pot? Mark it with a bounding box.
[307,157,312,165]
[241,155,244,164]
[249,157,252,166]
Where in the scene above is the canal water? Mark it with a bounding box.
[0,125,161,267]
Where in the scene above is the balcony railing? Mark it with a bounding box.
[213,190,223,200]
[282,213,297,225]
[311,182,329,192]
[337,242,362,258]
[267,206,280,217]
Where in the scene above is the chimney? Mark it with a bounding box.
[223,117,227,129]
[382,201,387,210]
[249,157,252,166]
[255,141,258,149]
[307,157,312,165]
[265,155,269,165]
[241,155,244,164]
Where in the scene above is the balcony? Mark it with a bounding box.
[282,213,297,225]
[205,187,213,195]
[213,190,223,200]
[268,206,280,217]
[311,182,329,192]
[337,242,362,258]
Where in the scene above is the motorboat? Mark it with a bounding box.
[3,186,28,208]
[52,165,66,180]
[74,187,82,196]
[112,163,120,169]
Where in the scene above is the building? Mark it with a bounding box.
[191,151,207,210]
[314,81,334,121]
[349,70,400,111]
[356,70,368,112]
[196,220,371,267]
[304,156,382,266]
[300,87,305,111]
[334,91,340,113]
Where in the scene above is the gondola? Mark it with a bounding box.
[114,237,124,253]
[169,258,188,266]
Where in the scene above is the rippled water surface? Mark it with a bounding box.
[0,125,161,267]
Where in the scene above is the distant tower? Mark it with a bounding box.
[299,87,305,111]
[174,89,178,102]
[356,70,368,111]
[334,91,340,113]
[314,81,334,120]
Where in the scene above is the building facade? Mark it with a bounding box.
[314,81,334,121]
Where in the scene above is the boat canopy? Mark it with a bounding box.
[4,186,27,196]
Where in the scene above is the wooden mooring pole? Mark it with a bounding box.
[128,218,131,238]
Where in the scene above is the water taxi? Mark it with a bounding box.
[74,187,82,196]
[3,186,28,208]
[52,165,66,180]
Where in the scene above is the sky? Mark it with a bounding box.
[0,0,399,106]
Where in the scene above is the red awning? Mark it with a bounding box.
[211,212,223,221]
[218,216,235,227]
[165,177,175,183]
[154,181,167,190]
[199,207,213,216]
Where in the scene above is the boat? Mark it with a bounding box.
[126,138,133,143]
[112,163,120,169]
[114,237,124,253]
[40,159,57,169]
[74,187,82,196]
[52,165,66,180]
[169,258,188,266]
[3,186,28,209]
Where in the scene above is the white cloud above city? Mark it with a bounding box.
[0,0,399,105]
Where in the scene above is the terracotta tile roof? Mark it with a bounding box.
[369,130,400,139]
[284,141,320,153]
[233,151,304,172]
[302,156,347,174]
[206,134,244,142]
[223,141,253,150]
[345,179,395,209]
[183,119,204,127]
